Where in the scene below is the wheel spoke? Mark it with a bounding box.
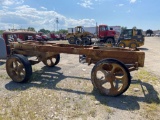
[110,81,117,91]
[10,68,16,72]
[110,63,119,73]
[99,79,108,85]
[95,63,104,71]
[17,64,24,73]
[50,58,55,65]
[14,61,19,69]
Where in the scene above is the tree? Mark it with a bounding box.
[121,26,127,31]
[27,27,35,31]
[58,29,68,34]
[0,30,4,35]
[146,29,153,36]
[132,26,137,30]
[38,29,50,34]
[121,26,127,33]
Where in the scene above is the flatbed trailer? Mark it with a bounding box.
[6,41,145,96]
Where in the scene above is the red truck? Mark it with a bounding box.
[97,25,116,44]
[67,24,117,45]
[37,32,49,41]
[49,33,66,40]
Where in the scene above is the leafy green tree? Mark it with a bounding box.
[27,27,36,31]
[121,26,127,31]
[132,26,137,30]
[38,29,50,34]
[58,29,68,34]
[146,29,153,36]
[121,26,127,33]
[0,30,4,35]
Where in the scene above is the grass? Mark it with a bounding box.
[0,65,160,119]
[132,68,160,119]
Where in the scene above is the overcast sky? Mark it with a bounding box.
[0,0,159,31]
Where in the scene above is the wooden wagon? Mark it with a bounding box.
[6,41,145,96]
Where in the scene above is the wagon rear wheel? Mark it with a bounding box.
[91,59,131,97]
[42,54,60,67]
[6,54,32,83]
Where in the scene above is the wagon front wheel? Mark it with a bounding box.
[6,54,32,83]
[42,54,60,67]
[91,59,131,97]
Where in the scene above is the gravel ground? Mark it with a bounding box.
[0,38,160,120]
[140,37,160,77]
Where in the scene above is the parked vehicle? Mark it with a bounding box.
[0,37,7,59]
[117,28,145,48]
[155,33,160,37]
[37,32,49,41]
[67,25,117,45]
[0,30,37,59]
[66,26,93,45]
[49,33,66,40]
[36,34,43,41]
[49,33,58,40]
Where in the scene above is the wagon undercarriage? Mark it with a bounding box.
[6,41,145,96]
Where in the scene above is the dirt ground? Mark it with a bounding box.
[0,37,160,120]
[140,37,160,77]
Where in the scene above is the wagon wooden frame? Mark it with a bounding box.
[6,41,145,96]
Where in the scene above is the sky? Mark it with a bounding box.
[0,0,160,31]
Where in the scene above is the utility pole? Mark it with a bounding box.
[56,17,59,32]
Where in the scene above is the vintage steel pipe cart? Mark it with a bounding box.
[6,41,145,96]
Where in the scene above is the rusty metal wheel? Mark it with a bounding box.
[6,54,32,83]
[42,54,60,67]
[91,59,131,97]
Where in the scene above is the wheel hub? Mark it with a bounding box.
[106,72,115,82]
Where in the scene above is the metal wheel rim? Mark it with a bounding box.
[43,56,57,66]
[6,58,26,82]
[92,62,129,96]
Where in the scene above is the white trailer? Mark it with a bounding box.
[109,26,121,35]
[109,26,121,42]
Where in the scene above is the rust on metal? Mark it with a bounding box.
[9,41,145,68]
[6,41,145,96]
